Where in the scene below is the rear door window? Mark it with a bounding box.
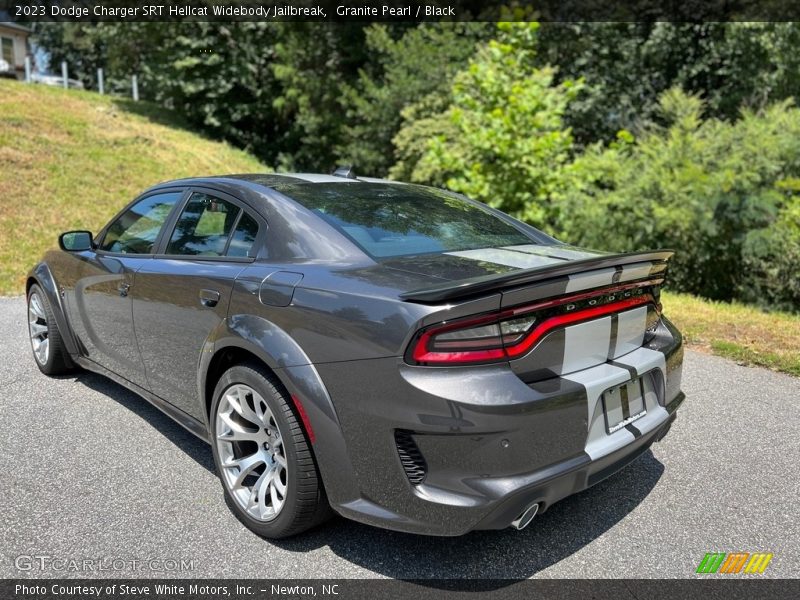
[226,212,260,258]
[167,193,241,257]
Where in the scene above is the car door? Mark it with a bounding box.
[63,190,185,385]
[131,188,265,418]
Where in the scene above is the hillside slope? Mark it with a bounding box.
[0,79,265,295]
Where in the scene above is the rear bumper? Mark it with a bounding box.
[313,319,684,536]
[473,398,681,531]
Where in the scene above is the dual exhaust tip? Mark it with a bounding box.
[510,502,539,530]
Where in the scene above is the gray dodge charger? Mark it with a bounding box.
[27,170,685,538]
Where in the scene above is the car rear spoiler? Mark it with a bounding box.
[399,249,675,304]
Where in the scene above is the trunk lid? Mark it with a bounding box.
[402,246,673,371]
[397,247,672,304]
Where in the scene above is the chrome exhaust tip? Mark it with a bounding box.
[511,503,539,530]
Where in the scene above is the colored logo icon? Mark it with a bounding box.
[696,552,773,574]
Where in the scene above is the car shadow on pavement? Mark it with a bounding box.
[72,371,216,475]
[272,451,665,582]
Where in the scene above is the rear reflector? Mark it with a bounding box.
[290,394,316,444]
[409,286,656,366]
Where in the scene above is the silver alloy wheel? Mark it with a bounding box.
[215,383,288,521]
[28,292,49,365]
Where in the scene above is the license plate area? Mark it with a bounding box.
[602,378,647,434]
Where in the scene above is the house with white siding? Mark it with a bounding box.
[0,21,31,80]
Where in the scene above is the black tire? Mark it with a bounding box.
[209,362,331,538]
[27,283,73,376]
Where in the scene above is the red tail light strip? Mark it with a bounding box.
[411,294,654,365]
[502,295,651,358]
[505,278,663,316]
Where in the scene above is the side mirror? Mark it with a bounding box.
[59,230,94,252]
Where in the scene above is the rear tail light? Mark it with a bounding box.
[411,314,537,363]
[408,286,657,366]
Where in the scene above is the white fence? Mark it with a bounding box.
[23,56,139,101]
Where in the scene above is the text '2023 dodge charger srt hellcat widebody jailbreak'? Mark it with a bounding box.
[27,171,685,538]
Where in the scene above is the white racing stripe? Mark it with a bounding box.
[500,244,601,260]
[612,306,647,358]
[286,173,358,183]
[562,316,612,374]
[563,363,634,460]
[564,346,671,460]
[612,346,666,379]
[444,248,565,269]
[612,347,670,436]
[620,262,655,282]
[565,267,617,293]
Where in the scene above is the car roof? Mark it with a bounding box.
[134,172,557,264]
[140,173,429,265]
[148,172,406,196]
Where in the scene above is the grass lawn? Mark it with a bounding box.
[663,292,800,377]
[0,79,265,295]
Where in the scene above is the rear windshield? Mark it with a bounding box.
[287,183,534,259]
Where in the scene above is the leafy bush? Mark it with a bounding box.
[741,200,800,311]
[559,90,800,309]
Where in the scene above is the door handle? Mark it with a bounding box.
[199,289,221,308]
[118,282,131,297]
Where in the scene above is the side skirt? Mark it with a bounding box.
[73,356,211,444]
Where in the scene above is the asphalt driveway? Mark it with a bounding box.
[1,295,797,579]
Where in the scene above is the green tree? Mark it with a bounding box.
[271,23,368,171]
[394,22,581,231]
[34,22,159,94]
[142,22,284,163]
[538,22,800,145]
[34,23,112,89]
[336,23,489,176]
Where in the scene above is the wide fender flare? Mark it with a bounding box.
[28,262,79,357]
[200,314,362,507]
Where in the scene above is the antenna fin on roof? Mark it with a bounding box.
[332,165,357,180]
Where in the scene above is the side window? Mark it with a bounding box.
[227,212,260,258]
[100,191,182,254]
[167,193,240,256]
[1,37,13,65]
